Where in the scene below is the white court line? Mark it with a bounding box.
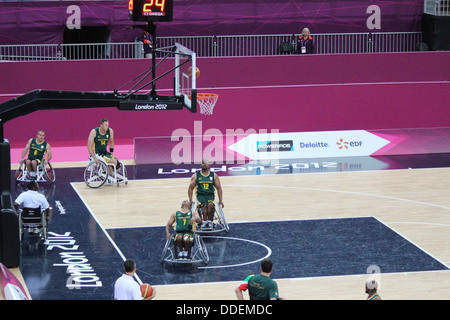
[1,80,448,99]
[70,182,144,285]
[374,216,449,270]
[200,80,450,91]
[197,236,272,270]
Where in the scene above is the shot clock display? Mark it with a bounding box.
[129,0,173,22]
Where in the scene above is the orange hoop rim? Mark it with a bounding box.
[196,93,219,99]
[188,93,219,100]
[190,93,219,115]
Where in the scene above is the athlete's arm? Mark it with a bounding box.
[188,173,197,204]
[214,174,224,207]
[235,275,252,300]
[87,129,99,162]
[165,213,176,240]
[235,287,245,300]
[45,143,52,164]
[191,209,202,225]
[109,128,115,152]
[19,139,32,163]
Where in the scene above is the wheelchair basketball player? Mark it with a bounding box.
[188,159,224,229]
[165,200,202,258]
[87,118,120,172]
[19,130,52,179]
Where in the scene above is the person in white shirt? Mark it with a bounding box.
[14,181,52,218]
[114,259,155,300]
[14,180,52,235]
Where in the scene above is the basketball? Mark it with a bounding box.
[187,66,200,78]
[140,283,153,299]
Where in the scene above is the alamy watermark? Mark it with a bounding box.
[66,5,81,30]
[367,5,381,30]
[170,120,281,166]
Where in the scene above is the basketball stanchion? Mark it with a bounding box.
[196,93,219,115]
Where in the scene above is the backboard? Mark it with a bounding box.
[174,43,197,113]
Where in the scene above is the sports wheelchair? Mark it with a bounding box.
[18,207,49,243]
[194,200,229,235]
[84,155,128,188]
[15,159,55,184]
[161,231,209,265]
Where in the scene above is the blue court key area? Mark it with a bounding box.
[108,217,448,287]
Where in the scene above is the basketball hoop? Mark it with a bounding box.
[196,93,219,115]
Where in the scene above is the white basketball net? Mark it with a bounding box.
[197,93,219,115]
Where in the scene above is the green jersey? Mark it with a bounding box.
[238,274,281,300]
[196,171,215,196]
[93,127,110,155]
[175,210,194,233]
[28,138,47,161]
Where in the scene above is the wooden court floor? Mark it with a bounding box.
[70,166,450,300]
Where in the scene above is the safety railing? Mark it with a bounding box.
[0,32,423,61]
[160,32,422,56]
[0,42,143,61]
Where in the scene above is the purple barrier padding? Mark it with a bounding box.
[0,59,171,95]
[197,52,450,89]
[1,52,449,145]
[370,128,450,156]
[3,81,449,146]
[134,137,180,165]
[1,52,449,96]
[135,134,244,165]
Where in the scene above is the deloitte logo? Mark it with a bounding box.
[256,140,293,152]
[299,141,329,149]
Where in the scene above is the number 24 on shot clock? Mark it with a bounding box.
[129,0,174,22]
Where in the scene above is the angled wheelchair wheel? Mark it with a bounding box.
[161,236,176,263]
[216,202,229,233]
[115,161,128,185]
[43,162,56,183]
[195,234,210,264]
[18,210,24,241]
[15,161,25,182]
[84,161,109,188]
[196,201,229,235]
[40,212,48,242]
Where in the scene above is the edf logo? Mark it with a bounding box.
[337,138,363,150]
